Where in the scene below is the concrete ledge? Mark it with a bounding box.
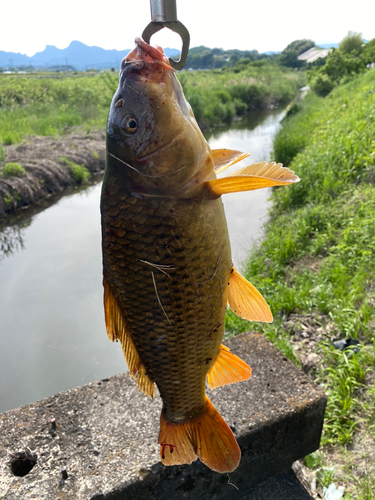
[236,469,313,500]
[0,332,326,499]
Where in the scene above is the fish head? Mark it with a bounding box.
[106,38,213,197]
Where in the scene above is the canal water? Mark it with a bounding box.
[0,108,285,413]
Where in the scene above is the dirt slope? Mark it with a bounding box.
[0,130,105,220]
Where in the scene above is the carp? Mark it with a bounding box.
[101,37,299,473]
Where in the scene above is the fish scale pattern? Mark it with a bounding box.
[102,185,232,423]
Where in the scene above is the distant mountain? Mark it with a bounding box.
[316,39,369,50]
[0,41,180,71]
[317,43,339,49]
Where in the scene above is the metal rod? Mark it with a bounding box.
[150,0,177,22]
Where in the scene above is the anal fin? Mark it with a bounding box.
[207,344,252,389]
[103,277,156,398]
[137,363,156,398]
[228,267,273,323]
[159,397,240,473]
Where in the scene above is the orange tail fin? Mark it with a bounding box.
[158,397,240,473]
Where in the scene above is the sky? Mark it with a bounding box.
[1,0,374,56]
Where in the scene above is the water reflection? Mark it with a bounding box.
[0,182,125,414]
[205,109,284,142]
[206,108,284,267]
[0,222,30,262]
[0,109,284,414]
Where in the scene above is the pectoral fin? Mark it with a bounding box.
[212,149,250,174]
[227,267,273,323]
[207,344,252,389]
[103,277,156,398]
[204,161,300,198]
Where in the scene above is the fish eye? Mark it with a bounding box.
[121,115,138,135]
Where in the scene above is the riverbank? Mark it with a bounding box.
[0,106,286,222]
[225,68,375,498]
[0,130,105,220]
[0,64,303,219]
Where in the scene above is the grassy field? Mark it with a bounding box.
[225,68,375,497]
[0,64,303,146]
[0,73,112,145]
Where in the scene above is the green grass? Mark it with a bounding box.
[273,93,322,167]
[59,157,90,184]
[2,162,26,177]
[224,68,375,496]
[0,73,114,145]
[179,65,304,128]
[0,66,304,146]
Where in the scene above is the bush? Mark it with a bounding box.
[228,83,266,109]
[310,74,335,97]
[3,162,26,177]
[363,38,375,64]
[233,99,247,116]
[307,46,367,96]
[284,102,300,119]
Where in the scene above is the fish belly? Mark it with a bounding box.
[101,188,231,423]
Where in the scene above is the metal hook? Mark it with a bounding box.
[142,0,190,70]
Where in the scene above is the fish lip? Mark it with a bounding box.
[123,38,174,72]
[121,60,145,72]
[134,37,166,63]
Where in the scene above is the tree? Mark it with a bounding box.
[285,39,315,56]
[339,31,364,55]
[278,39,315,68]
[323,49,365,82]
[308,45,367,96]
[363,38,375,64]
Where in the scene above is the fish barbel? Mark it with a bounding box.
[101,38,299,473]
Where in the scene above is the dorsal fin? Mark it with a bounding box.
[212,149,250,174]
[207,344,252,389]
[103,277,156,398]
[204,161,300,198]
[227,267,273,323]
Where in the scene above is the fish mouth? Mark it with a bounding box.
[125,37,174,72]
